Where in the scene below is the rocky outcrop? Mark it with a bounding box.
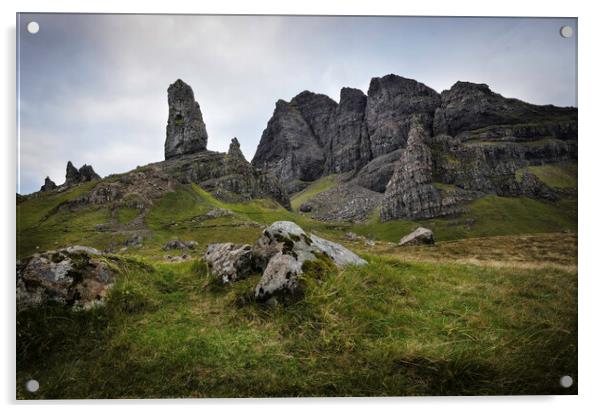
[365,75,441,158]
[164,79,208,159]
[251,99,325,193]
[399,227,434,246]
[252,73,576,222]
[299,183,383,222]
[381,122,470,221]
[40,176,57,192]
[17,246,115,312]
[64,161,101,186]
[434,81,577,137]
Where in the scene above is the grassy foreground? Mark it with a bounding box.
[17,233,577,398]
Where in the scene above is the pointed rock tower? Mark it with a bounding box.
[165,79,208,160]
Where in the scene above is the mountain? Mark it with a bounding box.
[252,74,577,222]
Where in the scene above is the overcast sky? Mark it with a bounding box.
[17,14,577,194]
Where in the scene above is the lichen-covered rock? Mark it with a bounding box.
[164,79,208,159]
[40,176,57,192]
[17,247,115,311]
[205,243,257,283]
[254,253,303,302]
[399,227,434,246]
[253,221,366,301]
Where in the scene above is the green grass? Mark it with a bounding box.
[291,175,338,210]
[516,161,577,189]
[17,248,577,398]
[116,207,139,225]
[349,195,577,243]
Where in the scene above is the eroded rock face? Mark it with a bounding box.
[40,176,57,192]
[366,74,441,158]
[205,243,257,283]
[434,81,577,137]
[165,79,208,160]
[251,99,325,192]
[381,122,468,221]
[399,227,434,246]
[17,247,115,312]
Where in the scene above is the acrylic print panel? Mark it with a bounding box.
[16,13,577,399]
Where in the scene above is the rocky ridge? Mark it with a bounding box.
[252,74,577,221]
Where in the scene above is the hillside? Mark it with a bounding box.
[16,76,578,398]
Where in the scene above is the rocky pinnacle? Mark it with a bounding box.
[164,79,208,160]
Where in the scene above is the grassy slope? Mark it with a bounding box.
[17,235,577,398]
[290,175,338,211]
[16,169,578,397]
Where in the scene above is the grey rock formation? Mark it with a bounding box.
[399,227,435,246]
[17,246,114,312]
[300,183,383,222]
[251,73,576,222]
[40,176,57,192]
[205,243,257,283]
[381,122,468,221]
[164,79,208,159]
[251,99,325,193]
[64,161,101,186]
[365,74,441,158]
[434,81,577,137]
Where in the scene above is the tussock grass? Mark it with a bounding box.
[17,240,577,398]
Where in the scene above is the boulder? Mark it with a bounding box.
[206,208,233,218]
[205,243,257,283]
[162,239,197,251]
[253,221,367,301]
[299,203,312,212]
[17,247,115,311]
[254,253,303,302]
[399,227,435,246]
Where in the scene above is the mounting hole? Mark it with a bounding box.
[559,25,573,38]
[27,21,40,34]
[560,375,573,388]
[25,379,39,392]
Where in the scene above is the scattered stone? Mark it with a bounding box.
[125,234,144,248]
[162,239,197,251]
[40,176,57,192]
[206,208,233,218]
[399,227,435,246]
[205,243,258,283]
[299,203,312,212]
[17,247,115,312]
[164,254,191,263]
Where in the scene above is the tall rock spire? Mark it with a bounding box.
[164,79,208,160]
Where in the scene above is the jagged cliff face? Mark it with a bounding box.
[252,73,577,221]
[164,79,209,160]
